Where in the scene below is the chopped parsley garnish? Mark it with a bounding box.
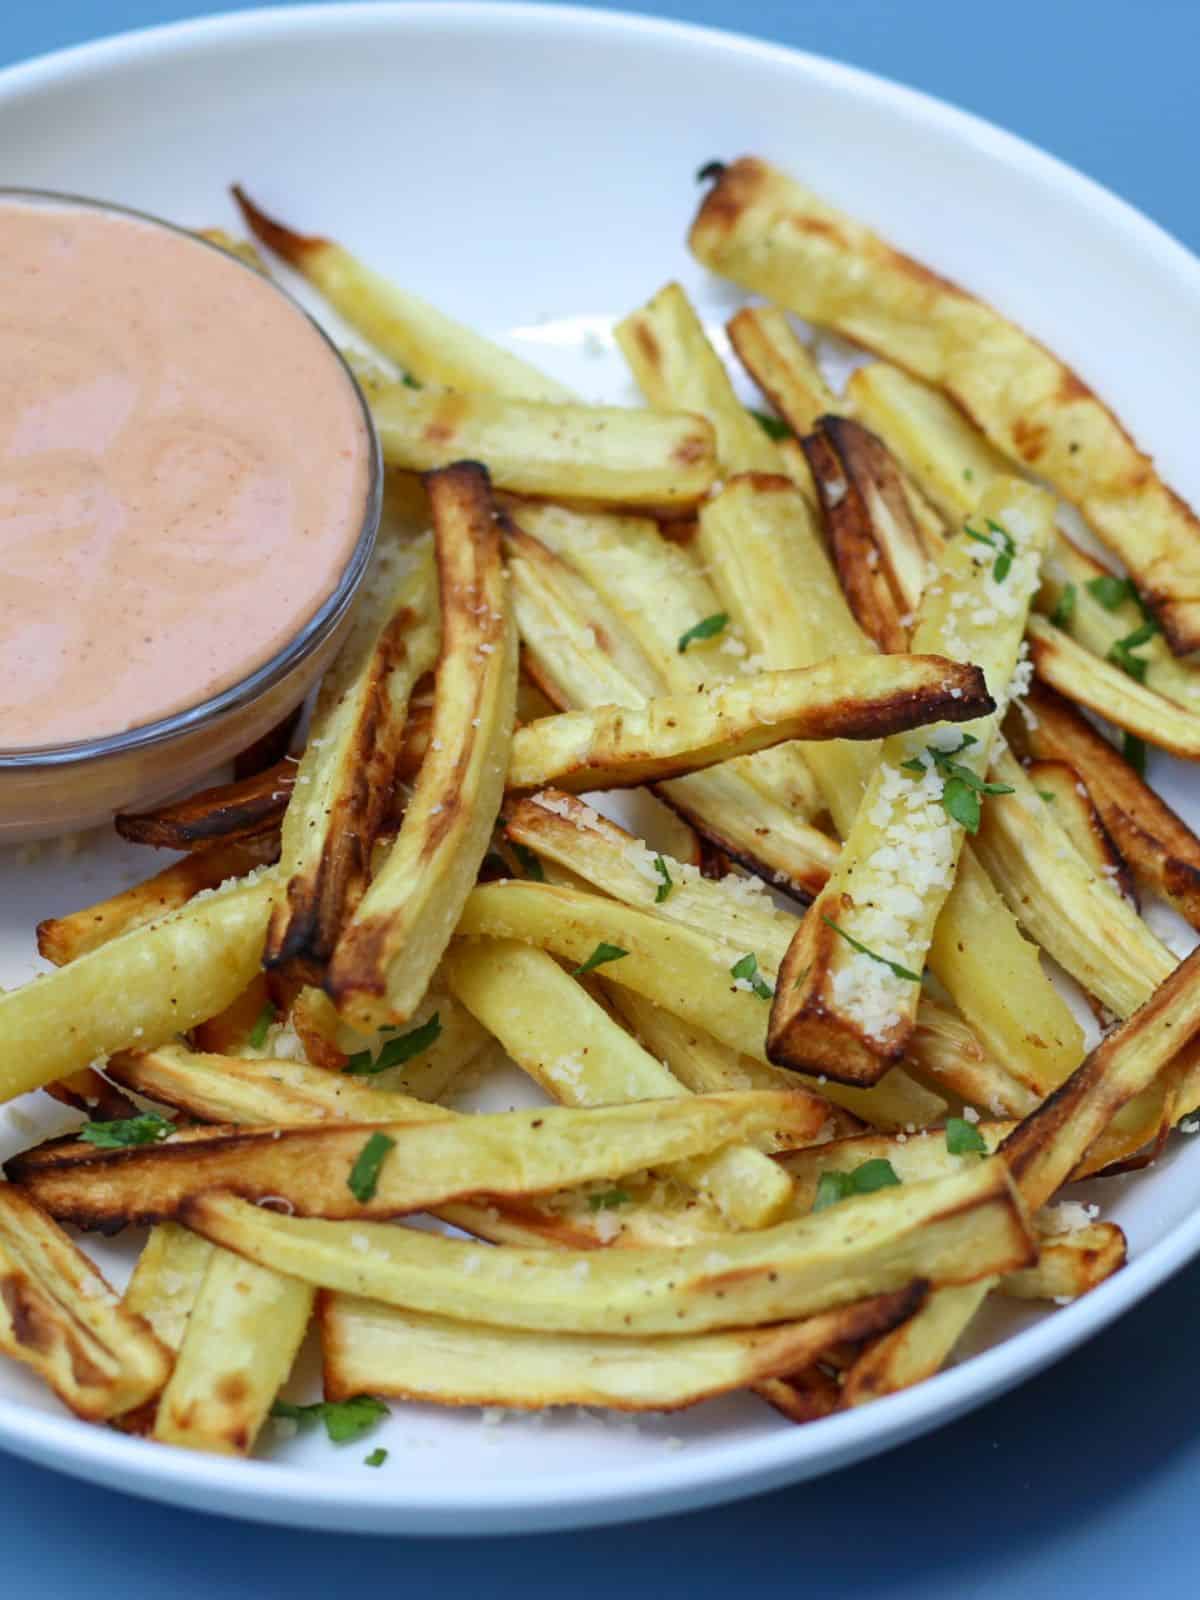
[963,517,1016,581]
[247,1002,277,1050]
[401,372,421,390]
[271,1394,389,1444]
[1037,789,1057,803]
[1123,732,1147,778]
[1086,574,1138,612]
[945,1116,988,1156]
[963,467,975,483]
[749,408,793,442]
[572,942,628,977]
[79,1112,174,1150]
[1107,619,1159,684]
[677,612,729,653]
[653,854,674,903]
[900,733,1014,834]
[820,917,922,983]
[1050,583,1076,629]
[343,1013,442,1076]
[347,1133,395,1204]
[510,841,545,882]
[730,952,773,1000]
[364,1447,388,1468]
[588,1188,630,1211]
[813,1158,901,1212]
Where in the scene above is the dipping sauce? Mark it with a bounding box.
[0,197,372,749]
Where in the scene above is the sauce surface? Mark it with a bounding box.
[0,199,371,748]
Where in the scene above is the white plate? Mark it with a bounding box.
[2,0,1200,1538]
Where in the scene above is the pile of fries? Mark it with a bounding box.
[4,159,1200,1464]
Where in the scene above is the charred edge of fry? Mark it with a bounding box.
[115,761,295,851]
[1021,683,1200,927]
[231,185,322,266]
[37,840,280,968]
[767,897,909,1086]
[688,156,774,248]
[754,1368,842,1423]
[1001,947,1200,1202]
[327,461,506,1012]
[1024,759,1138,906]
[648,785,824,905]
[802,425,907,652]
[265,605,423,984]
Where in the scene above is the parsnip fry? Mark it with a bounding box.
[329,463,517,1028]
[184,1160,1033,1335]
[690,158,1200,653]
[0,871,276,1103]
[506,653,991,793]
[232,187,572,401]
[1024,760,1137,907]
[371,384,716,512]
[698,473,1083,1089]
[152,1247,313,1455]
[8,1092,819,1229]
[606,987,944,1133]
[319,1286,924,1412]
[123,1222,216,1353]
[116,763,292,851]
[1019,683,1200,928]
[1027,614,1200,758]
[0,1187,170,1420]
[506,520,839,899]
[974,748,1173,1023]
[769,479,1053,1082]
[266,537,440,983]
[615,280,784,473]
[37,841,276,967]
[844,941,1200,1405]
[445,938,808,1227]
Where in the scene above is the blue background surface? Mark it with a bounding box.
[3,1,1199,1592]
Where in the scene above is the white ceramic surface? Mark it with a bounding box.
[1,0,1199,1537]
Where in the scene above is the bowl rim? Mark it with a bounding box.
[0,184,384,769]
[2,0,1200,1537]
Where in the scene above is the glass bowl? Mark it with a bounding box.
[0,189,383,842]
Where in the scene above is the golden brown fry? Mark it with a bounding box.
[152,1248,313,1456]
[1003,1222,1126,1302]
[768,479,1053,1084]
[615,281,784,474]
[1027,615,1200,759]
[1023,760,1137,907]
[37,842,276,968]
[184,1160,1033,1335]
[233,186,572,401]
[696,473,1084,1090]
[329,463,517,1029]
[974,746,1174,1025]
[0,1187,170,1420]
[689,157,1200,653]
[123,1222,216,1353]
[445,938,809,1228]
[116,763,293,851]
[266,538,440,985]
[506,654,991,794]
[371,383,717,513]
[802,425,909,653]
[318,1285,925,1412]
[0,871,277,1103]
[8,1092,819,1230]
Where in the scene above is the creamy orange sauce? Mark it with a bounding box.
[0,199,371,748]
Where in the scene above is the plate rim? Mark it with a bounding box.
[2,0,1200,1535]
